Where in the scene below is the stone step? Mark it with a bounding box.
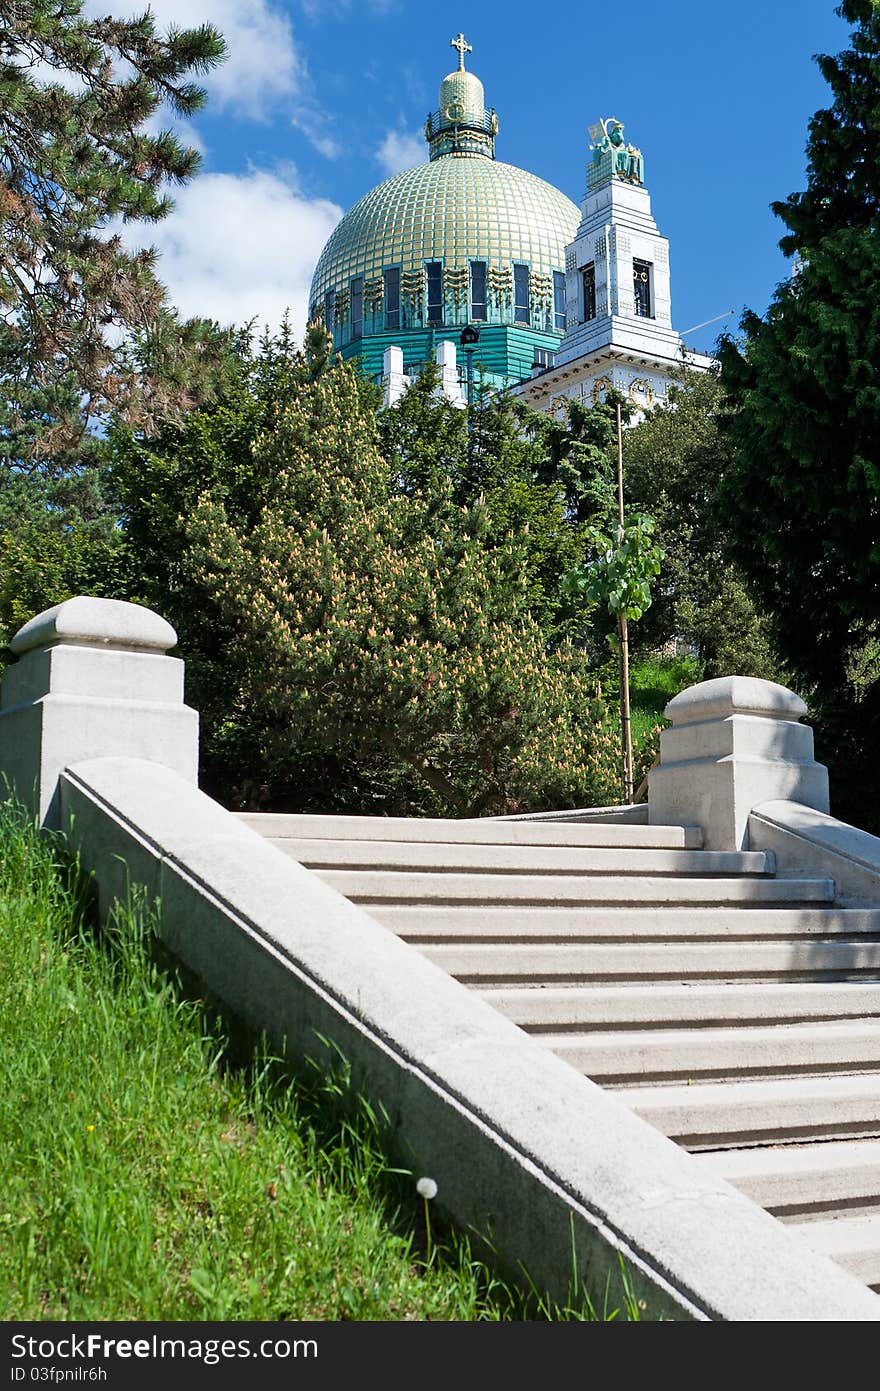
[788,1213,880,1286]
[614,1074,880,1148]
[694,1139,880,1212]
[482,982,880,1030]
[239,812,703,849]
[415,938,879,983]
[379,905,880,941]
[272,839,772,878]
[323,869,835,906]
[540,1020,880,1084]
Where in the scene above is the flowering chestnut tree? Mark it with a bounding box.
[185,359,612,814]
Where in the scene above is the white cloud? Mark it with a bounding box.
[292,109,341,160]
[375,128,425,177]
[91,0,304,120]
[301,0,398,17]
[122,170,342,337]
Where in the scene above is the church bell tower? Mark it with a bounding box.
[517,117,710,419]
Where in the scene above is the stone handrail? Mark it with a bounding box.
[750,800,880,906]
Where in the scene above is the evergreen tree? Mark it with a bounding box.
[108,321,354,806]
[378,374,587,646]
[716,0,880,824]
[0,0,230,457]
[179,354,615,814]
[623,368,779,679]
[716,0,880,693]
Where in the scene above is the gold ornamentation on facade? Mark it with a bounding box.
[401,269,425,309]
[444,266,469,306]
[591,375,613,404]
[628,378,655,406]
[530,271,553,307]
[488,265,512,306]
[364,276,384,309]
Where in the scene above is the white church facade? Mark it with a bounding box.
[513,117,713,420]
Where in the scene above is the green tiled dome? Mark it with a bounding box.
[308,38,579,386]
[309,154,579,313]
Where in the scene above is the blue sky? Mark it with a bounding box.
[122,0,851,356]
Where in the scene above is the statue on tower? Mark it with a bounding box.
[588,117,644,186]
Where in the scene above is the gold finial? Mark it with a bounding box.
[450,32,472,71]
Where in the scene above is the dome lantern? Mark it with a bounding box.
[425,34,498,161]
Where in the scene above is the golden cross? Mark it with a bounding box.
[450,33,472,71]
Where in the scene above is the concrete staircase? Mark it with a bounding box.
[242,810,880,1295]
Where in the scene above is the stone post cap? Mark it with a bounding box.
[10,597,178,657]
[664,676,808,725]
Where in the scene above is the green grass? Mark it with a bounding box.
[0,801,641,1321]
[630,655,700,720]
[629,655,700,765]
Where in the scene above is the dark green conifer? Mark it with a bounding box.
[0,0,229,457]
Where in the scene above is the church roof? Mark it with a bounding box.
[310,155,579,311]
[309,37,579,318]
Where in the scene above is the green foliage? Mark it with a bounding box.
[0,424,126,653]
[0,0,233,457]
[108,332,637,814]
[0,516,125,650]
[111,327,390,809]
[716,1,880,689]
[565,514,663,622]
[538,393,626,524]
[714,1,880,823]
[379,373,588,645]
[623,368,780,679]
[182,353,612,815]
[0,799,637,1320]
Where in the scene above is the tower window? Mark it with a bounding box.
[426,261,444,325]
[582,264,596,322]
[633,260,653,318]
[513,263,530,325]
[470,260,487,321]
[351,276,364,340]
[553,270,566,332]
[384,267,400,331]
[324,289,335,337]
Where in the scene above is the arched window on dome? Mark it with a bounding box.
[351,276,363,341]
[470,261,487,321]
[513,263,530,326]
[384,267,400,332]
[426,262,444,326]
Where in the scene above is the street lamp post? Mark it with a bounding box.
[459,324,480,425]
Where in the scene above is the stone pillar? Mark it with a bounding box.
[382,345,410,407]
[0,597,198,828]
[435,340,466,409]
[648,676,829,850]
